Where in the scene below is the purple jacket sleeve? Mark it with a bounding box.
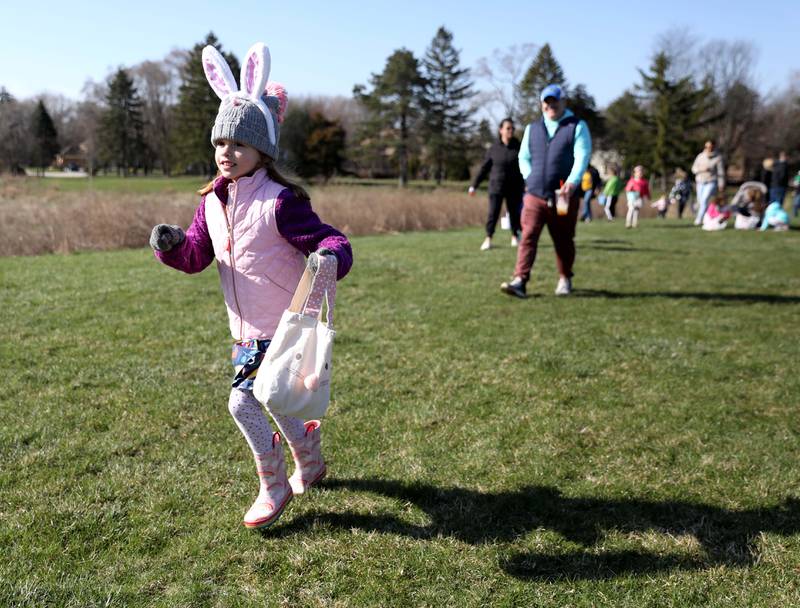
[153,195,215,274]
[274,189,353,280]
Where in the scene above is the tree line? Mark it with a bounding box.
[1,28,798,186]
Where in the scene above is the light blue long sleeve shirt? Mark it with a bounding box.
[518,109,592,186]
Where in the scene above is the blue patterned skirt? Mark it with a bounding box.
[231,339,272,390]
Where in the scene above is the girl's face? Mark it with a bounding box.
[214,139,261,180]
[634,167,644,179]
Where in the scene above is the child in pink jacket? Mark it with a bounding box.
[625,165,651,228]
[149,43,352,530]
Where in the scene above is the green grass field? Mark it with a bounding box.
[16,174,209,194]
[2,221,799,607]
[13,174,473,196]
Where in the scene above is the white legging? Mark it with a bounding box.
[626,193,642,227]
[228,388,307,456]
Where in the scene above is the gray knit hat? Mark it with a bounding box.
[202,43,287,160]
[210,94,282,159]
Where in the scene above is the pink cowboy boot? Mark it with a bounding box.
[288,420,327,494]
[243,433,293,529]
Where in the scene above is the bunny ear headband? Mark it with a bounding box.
[202,42,285,146]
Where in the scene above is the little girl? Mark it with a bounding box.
[701,195,731,231]
[760,200,790,231]
[668,169,692,219]
[650,196,669,218]
[149,43,352,530]
[624,165,651,228]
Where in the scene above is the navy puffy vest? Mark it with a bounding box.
[525,115,579,200]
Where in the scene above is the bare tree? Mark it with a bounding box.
[700,39,757,94]
[655,30,762,176]
[39,93,77,138]
[474,43,537,124]
[653,26,701,82]
[756,83,800,159]
[699,39,759,170]
[0,93,33,172]
[72,80,107,175]
[131,56,180,175]
[653,28,758,94]
[292,94,365,136]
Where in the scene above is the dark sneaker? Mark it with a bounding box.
[500,278,527,298]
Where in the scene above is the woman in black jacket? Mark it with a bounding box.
[469,118,524,250]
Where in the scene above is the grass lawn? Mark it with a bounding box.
[1,220,799,607]
[13,174,473,196]
[15,174,209,195]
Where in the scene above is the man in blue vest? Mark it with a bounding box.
[500,84,592,298]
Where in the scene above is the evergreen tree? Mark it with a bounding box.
[518,43,567,123]
[31,100,60,174]
[0,87,14,104]
[475,118,494,144]
[281,104,314,175]
[469,118,494,163]
[636,52,716,190]
[305,113,346,181]
[172,33,239,176]
[603,90,652,170]
[420,26,475,184]
[354,48,425,187]
[98,68,145,176]
[280,106,346,180]
[569,84,605,141]
[443,134,472,181]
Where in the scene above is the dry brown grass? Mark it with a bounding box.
[0,179,485,257]
[312,186,484,236]
[0,189,197,256]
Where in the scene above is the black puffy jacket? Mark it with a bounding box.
[471,138,524,195]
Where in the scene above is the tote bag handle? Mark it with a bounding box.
[288,254,337,327]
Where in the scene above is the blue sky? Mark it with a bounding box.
[3,0,797,109]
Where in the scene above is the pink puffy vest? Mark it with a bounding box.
[204,168,306,341]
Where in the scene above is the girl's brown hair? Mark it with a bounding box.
[198,154,309,199]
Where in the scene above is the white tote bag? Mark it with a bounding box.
[253,254,337,420]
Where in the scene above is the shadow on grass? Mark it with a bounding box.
[580,244,662,253]
[584,238,630,244]
[579,238,661,253]
[575,288,800,305]
[648,223,697,229]
[275,478,800,581]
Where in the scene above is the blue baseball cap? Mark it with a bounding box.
[540,84,563,102]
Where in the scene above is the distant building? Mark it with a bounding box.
[55,142,89,172]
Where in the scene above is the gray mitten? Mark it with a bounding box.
[307,248,336,272]
[150,224,185,252]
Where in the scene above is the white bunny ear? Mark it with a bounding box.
[240,42,271,100]
[202,45,238,100]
